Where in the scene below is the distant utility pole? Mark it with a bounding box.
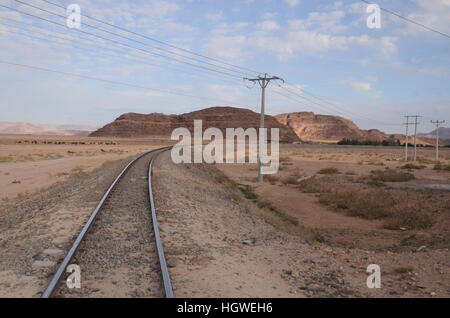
[404,115,421,161]
[403,116,410,161]
[431,120,445,161]
[412,115,421,161]
[244,73,284,182]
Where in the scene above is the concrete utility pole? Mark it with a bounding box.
[412,115,421,162]
[404,115,421,161]
[431,120,445,161]
[404,116,410,161]
[244,73,284,182]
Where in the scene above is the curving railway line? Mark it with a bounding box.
[41,147,173,298]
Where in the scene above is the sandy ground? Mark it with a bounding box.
[0,135,169,298]
[1,138,449,298]
[0,156,134,297]
[0,134,168,200]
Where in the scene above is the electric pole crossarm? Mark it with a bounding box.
[244,74,284,182]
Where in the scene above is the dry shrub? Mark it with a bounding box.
[281,176,299,185]
[279,155,292,163]
[317,187,434,229]
[317,167,340,175]
[70,166,87,178]
[297,177,329,193]
[384,209,434,230]
[401,164,426,170]
[417,157,435,164]
[434,163,450,171]
[265,175,279,185]
[370,169,415,182]
[0,156,13,162]
[318,189,395,220]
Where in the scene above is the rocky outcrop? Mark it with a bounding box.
[276,112,440,146]
[275,112,388,143]
[90,107,300,143]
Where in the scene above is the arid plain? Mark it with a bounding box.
[0,134,449,297]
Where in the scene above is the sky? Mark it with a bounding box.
[0,0,449,134]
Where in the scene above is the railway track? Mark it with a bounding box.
[41,147,173,298]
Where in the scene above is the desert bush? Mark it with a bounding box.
[0,156,13,162]
[265,175,279,184]
[317,167,340,175]
[370,169,415,182]
[434,163,450,171]
[384,209,434,230]
[296,177,329,193]
[318,189,395,220]
[400,164,426,170]
[281,176,299,185]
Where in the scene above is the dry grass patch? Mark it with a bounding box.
[370,169,415,182]
[384,209,434,230]
[400,163,426,170]
[317,167,340,175]
[434,163,450,171]
[265,175,279,185]
[0,156,13,163]
[319,189,395,220]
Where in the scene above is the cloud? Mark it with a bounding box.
[285,0,301,7]
[204,11,224,22]
[256,20,280,32]
[349,81,372,92]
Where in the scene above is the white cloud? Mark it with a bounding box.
[256,20,280,32]
[349,81,372,92]
[163,22,194,34]
[205,11,224,22]
[285,0,301,7]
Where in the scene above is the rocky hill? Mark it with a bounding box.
[90,107,300,143]
[419,127,450,141]
[275,112,439,146]
[275,112,388,143]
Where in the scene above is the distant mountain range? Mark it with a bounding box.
[0,122,98,136]
[419,127,450,141]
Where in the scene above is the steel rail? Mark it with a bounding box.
[41,147,168,298]
[148,153,174,298]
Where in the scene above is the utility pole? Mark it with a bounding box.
[404,116,410,161]
[244,73,284,182]
[404,115,421,161]
[412,115,421,162]
[431,120,445,161]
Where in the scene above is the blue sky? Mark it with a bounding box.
[0,0,449,134]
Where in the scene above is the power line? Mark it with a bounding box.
[0,60,250,107]
[0,18,244,86]
[37,0,264,76]
[360,0,450,39]
[0,3,244,80]
[13,0,255,77]
[274,82,401,127]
